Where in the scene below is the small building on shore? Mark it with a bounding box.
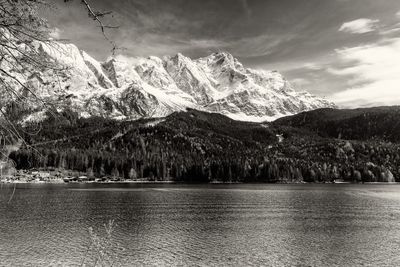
[78,176,89,182]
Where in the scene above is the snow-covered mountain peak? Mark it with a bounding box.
[1,40,335,122]
[198,52,243,70]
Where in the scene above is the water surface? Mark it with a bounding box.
[1,183,400,266]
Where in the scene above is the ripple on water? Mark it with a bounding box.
[1,184,400,266]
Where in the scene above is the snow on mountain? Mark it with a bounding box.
[1,41,335,122]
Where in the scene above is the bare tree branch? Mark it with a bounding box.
[0,0,118,174]
[65,0,119,54]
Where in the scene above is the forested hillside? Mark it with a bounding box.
[273,106,400,142]
[9,107,400,183]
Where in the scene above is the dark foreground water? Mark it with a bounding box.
[1,183,400,266]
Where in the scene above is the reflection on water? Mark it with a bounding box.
[1,183,400,266]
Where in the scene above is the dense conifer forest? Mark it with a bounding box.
[9,107,400,183]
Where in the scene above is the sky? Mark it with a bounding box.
[43,0,400,108]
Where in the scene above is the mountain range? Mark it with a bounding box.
[1,41,335,123]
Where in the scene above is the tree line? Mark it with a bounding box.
[9,115,400,183]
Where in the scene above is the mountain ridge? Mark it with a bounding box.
[0,40,335,123]
[9,106,400,183]
[273,106,400,142]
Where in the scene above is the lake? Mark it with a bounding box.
[1,183,400,266]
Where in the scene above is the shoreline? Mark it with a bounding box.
[1,179,398,185]
[0,169,397,185]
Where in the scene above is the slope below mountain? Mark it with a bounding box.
[273,106,400,142]
[10,107,400,183]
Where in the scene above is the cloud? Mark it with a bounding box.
[397,10,400,17]
[227,33,297,58]
[49,27,62,39]
[330,37,400,107]
[302,62,324,71]
[339,18,380,34]
[379,23,400,35]
[290,78,311,89]
[238,0,251,17]
[186,39,228,49]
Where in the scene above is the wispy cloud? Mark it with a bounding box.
[184,39,228,49]
[238,0,252,18]
[302,62,324,71]
[379,22,400,35]
[290,78,311,89]
[330,37,400,107]
[227,33,297,58]
[49,27,62,39]
[339,18,380,34]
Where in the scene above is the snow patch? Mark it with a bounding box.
[144,118,166,127]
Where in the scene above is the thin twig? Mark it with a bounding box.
[7,182,16,203]
[79,0,119,54]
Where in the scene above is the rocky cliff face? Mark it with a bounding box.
[0,41,335,122]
